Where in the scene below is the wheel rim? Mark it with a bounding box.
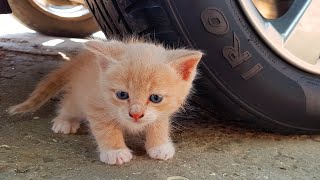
[238,0,320,75]
[28,0,91,20]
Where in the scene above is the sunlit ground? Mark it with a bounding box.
[0,14,107,61]
[0,14,106,39]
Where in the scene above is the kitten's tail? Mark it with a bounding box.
[8,61,72,115]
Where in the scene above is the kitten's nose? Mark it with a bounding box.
[129,112,144,120]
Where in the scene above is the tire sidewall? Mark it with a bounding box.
[163,0,320,132]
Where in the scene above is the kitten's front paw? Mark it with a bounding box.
[147,142,175,160]
[52,117,80,134]
[100,148,133,165]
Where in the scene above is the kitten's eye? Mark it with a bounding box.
[116,91,129,100]
[149,94,163,103]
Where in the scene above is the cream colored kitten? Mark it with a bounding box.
[9,39,203,165]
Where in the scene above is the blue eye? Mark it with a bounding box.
[116,91,129,100]
[149,94,163,103]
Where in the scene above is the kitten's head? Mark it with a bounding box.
[85,39,203,132]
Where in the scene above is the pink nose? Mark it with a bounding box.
[129,112,144,120]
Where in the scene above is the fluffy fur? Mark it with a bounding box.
[9,39,203,165]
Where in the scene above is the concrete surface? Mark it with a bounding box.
[1,15,320,180]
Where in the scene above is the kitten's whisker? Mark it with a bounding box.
[171,121,189,130]
[171,124,183,132]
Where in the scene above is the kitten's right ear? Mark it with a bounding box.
[85,40,124,70]
[85,40,125,58]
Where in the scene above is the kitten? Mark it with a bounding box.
[9,39,203,165]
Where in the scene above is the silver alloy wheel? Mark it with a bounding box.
[30,0,90,20]
[238,0,320,75]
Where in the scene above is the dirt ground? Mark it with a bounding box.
[1,33,320,180]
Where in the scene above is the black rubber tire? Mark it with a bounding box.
[85,0,320,134]
[8,0,99,37]
[0,0,11,14]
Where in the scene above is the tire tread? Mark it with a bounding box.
[85,0,178,42]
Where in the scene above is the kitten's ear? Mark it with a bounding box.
[85,40,106,54]
[85,40,124,70]
[85,40,125,58]
[169,49,203,81]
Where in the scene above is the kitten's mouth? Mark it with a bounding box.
[132,119,141,124]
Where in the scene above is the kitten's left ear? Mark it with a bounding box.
[169,49,203,81]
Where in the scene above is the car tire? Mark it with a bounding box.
[85,0,320,134]
[8,0,99,37]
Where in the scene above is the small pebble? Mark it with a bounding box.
[15,168,29,173]
[167,176,189,180]
[279,167,286,170]
[33,117,40,120]
[0,145,10,150]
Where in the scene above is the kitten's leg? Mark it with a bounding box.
[145,118,175,160]
[51,95,83,134]
[88,115,132,165]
